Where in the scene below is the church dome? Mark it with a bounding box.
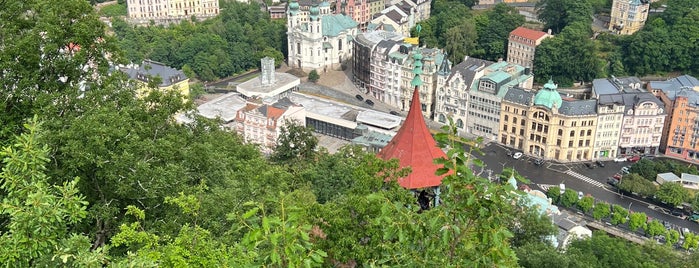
[534,79,562,109]
[310,5,320,16]
[289,0,299,11]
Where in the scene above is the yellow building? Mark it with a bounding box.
[121,60,190,99]
[609,0,650,35]
[500,80,598,162]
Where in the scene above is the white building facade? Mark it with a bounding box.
[287,1,358,72]
[435,57,493,134]
[594,97,625,159]
[126,0,219,23]
[617,93,665,155]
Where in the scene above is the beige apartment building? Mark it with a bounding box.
[500,80,598,162]
[507,27,552,69]
[609,0,650,35]
[126,0,219,22]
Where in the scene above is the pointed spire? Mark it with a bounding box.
[438,52,451,76]
[377,86,450,189]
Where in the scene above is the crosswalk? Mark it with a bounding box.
[565,170,605,188]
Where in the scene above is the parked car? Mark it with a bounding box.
[671,209,685,217]
[512,152,523,159]
[534,158,545,166]
[506,150,513,157]
[355,94,363,101]
[621,166,630,174]
[614,157,627,162]
[627,155,641,163]
[613,173,623,180]
[578,191,584,200]
[585,162,596,169]
[607,177,619,186]
[642,155,655,160]
[365,99,374,106]
[596,160,605,167]
[389,111,400,116]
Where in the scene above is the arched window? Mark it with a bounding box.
[439,114,446,123]
[457,119,464,128]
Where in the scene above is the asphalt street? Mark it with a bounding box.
[472,143,699,234]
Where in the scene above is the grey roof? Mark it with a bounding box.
[597,92,664,114]
[559,99,597,116]
[438,52,451,75]
[396,0,413,14]
[447,56,494,85]
[356,30,403,48]
[592,76,644,96]
[385,10,404,24]
[121,60,187,87]
[554,217,579,231]
[649,75,699,105]
[272,97,296,109]
[503,87,536,106]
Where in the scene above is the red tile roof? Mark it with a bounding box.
[510,27,549,42]
[377,87,449,189]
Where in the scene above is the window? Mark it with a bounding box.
[587,129,592,136]
[570,130,575,137]
[558,129,563,136]
[505,115,509,122]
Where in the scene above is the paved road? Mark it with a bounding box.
[473,143,699,234]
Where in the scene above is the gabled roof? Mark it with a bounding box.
[447,56,494,86]
[377,87,449,189]
[321,14,357,37]
[510,27,549,42]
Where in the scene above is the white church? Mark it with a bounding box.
[286,0,358,72]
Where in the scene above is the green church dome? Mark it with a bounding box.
[289,0,299,10]
[310,5,320,16]
[534,79,562,109]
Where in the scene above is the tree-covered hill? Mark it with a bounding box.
[1,0,698,266]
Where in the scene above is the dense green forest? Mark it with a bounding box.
[417,0,698,86]
[534,0,699,85]
[1,0,699,266]
[111,1,286,82]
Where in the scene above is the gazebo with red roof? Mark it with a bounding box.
[378,46,450,193]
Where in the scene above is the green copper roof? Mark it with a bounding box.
[321,14,358,37]
[411,49,423,87]
[410,75,422,87]
[534,79,562,109]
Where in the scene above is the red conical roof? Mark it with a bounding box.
[378,87,449,189]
